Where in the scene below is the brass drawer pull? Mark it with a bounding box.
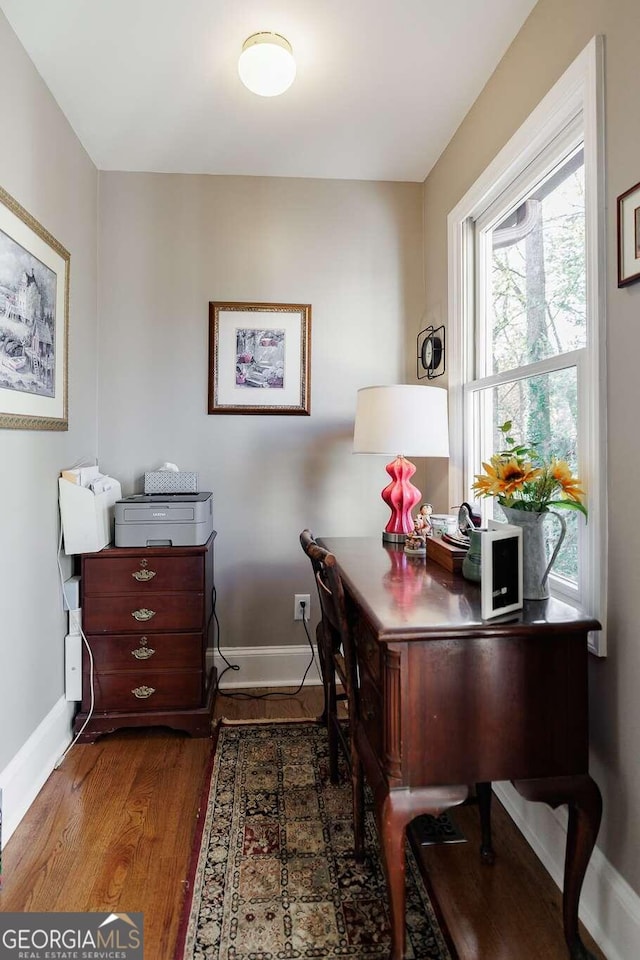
[132,568,156,582]
[132,685,156,699]
[131,637,155,660]
[132,608,156,622]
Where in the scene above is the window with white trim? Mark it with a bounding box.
[447,38,607,654]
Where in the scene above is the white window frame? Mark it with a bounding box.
[447,37,607,655]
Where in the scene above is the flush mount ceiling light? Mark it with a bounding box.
[238,32,296,97]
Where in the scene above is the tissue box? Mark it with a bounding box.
[144,471,198,494]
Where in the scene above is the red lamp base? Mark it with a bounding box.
[381,456,421,542]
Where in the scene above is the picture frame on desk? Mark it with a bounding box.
[481,523,523,620]
[208,301,311,415]
[0,185,69,430]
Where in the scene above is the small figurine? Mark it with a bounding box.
[404,508,430,556]
[414,502,433,538]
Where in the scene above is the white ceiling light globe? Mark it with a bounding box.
[238,32,296,97]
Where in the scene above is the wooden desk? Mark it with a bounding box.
[320,537,602,960]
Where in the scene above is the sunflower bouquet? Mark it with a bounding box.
[472,421,587,517]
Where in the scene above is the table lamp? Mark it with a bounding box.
[353,384,450,543]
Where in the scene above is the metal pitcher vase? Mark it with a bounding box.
[500,506,566,600]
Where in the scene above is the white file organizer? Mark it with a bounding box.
[58,477,122,554]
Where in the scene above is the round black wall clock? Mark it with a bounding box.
[417,324,445,380]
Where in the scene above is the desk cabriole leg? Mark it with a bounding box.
[378,786,469,960]
[512,775,602,960]
[380,795,408,960]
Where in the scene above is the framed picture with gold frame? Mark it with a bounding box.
[208,301,311,415]
[0,185,69,430]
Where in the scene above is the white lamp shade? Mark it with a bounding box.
[353,385,450,458]
[238,32,296,97]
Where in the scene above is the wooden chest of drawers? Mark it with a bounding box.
[74,534,217,741]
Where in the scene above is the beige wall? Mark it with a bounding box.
[423,0,640,895]
[0,11,98,770]
[97,172,423,652]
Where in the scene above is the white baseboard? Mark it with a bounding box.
[1,648,320,847]
[494,782,640,960]
[0,696,75,848]
[212,644,323,689]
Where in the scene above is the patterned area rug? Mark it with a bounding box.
[175,721,455,960]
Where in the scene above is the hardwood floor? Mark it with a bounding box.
[0,687,605,960]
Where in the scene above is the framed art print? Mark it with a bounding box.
[208,301,311,415]
[0,185,69,430]
[481,523,523,620]
[617,179,640,287]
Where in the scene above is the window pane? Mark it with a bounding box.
[481,367,580,585]
[486,149,585,376]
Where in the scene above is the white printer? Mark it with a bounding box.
[114,492,213,547]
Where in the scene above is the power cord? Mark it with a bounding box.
[211,583,241,691]
[216,598,322,700]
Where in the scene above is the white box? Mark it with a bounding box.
[65,633,83,702]
[58,477,122,554]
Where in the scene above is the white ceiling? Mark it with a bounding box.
[0,0,538,182]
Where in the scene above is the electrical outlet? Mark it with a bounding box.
[294,593,311,621]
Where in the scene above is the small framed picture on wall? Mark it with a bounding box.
[208,301,311,415]
[617,180,640,287]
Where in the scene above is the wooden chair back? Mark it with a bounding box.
[299,529,364,858]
